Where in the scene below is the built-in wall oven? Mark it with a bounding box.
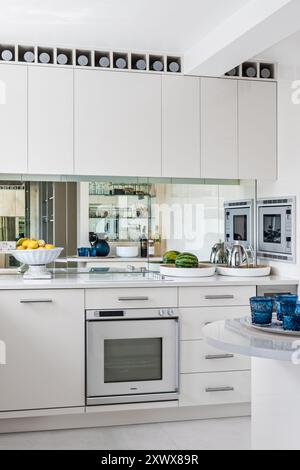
[224,200,254,248]
[257,197,296,263]
[86,308,179,406]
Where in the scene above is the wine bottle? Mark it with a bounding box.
[99,56,110,68]
[135,59,146,70]
[260,67,271,79]
[115,57,127,69]
[77,55,89,66]
[140,228,148,258]
[23,51,35,63]
[57,53,68,65]
[168,61,180,73]
[1,50,13,61]
[152,60,163,72]
[153,226,161,257]
[39,52,51,64]
[245,66,256,78]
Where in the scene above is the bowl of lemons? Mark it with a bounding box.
[11,238,63,279]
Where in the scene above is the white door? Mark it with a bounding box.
[238,80,277,180]
[0,290,85,411]
[74,69,161,177]
[162,75,200,178]
[0,64,27,173]
[201,78,238,179]
[28,66,74,174]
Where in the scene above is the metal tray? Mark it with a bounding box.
[241,316,300,337]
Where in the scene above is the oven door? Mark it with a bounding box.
[258,206,291,255]
[225,207,251,245]
[86,318,178,402]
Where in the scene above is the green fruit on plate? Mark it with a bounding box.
[175,252,199,268]
[163,250,181,265]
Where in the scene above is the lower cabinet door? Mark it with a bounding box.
[179,371,251,407]
[180,340,251,374]
[0,289,85,412]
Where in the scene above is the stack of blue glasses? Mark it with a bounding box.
[250,294,300,331]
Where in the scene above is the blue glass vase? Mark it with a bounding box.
[250,297,273,325]
[94,238,110,257]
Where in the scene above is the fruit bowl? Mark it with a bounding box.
[10,248,64,279]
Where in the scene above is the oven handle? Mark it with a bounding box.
[118,296,149,301]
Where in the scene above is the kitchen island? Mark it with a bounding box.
[0,272,297,434]
[203,318,300,450]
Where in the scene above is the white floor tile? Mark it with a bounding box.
[0,417,251,450]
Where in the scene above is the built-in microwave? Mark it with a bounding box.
[257,197,296,263]
[224,200,254,248]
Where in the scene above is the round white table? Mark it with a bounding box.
[203,318,300,450]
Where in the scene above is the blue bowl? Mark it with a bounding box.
[77,247,90,257]
[275,295,298,321]
[283,314,300,332]
[250,297,273,325]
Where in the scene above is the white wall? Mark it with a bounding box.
[257,68,300,277]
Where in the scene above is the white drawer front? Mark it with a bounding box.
[179,371,251,407]
[179,286,255,308]
[180,306,250,341]
[180,340,250,374]
[85,287,178,309]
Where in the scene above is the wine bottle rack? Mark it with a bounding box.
[224,60,277,81]
[0,42,182,74]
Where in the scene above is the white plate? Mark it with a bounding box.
[217,265,271,277]
[160,264,216,278]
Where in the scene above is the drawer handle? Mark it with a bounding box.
[118,296,149,301]
[205,354,235,360]
[205,387,235,393]
[204,295,235,300]
[20,299,53,304]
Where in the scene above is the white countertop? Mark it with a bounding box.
[0,273,297,290]
[203,318,300,362]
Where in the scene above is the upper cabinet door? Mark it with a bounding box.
[238,81,277,180]
[28,66,74,175]
[201,78,238,179]
[0,64,27,173]
[162,76,200,178]
[74,70,161,177]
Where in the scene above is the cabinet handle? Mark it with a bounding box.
[204,295,235,300]
[205,354,234,360]
[118,296,149,301]
[20,299,53,304]
[205,387,234,393]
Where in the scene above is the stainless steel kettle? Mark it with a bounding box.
[210,241,228,265]
[226,242,251,268]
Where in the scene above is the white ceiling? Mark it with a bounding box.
[0,0,251,53]
[257,30,300,67]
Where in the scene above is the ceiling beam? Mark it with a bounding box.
[184,0,300,76]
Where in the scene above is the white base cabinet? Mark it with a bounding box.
[0,289,85,412]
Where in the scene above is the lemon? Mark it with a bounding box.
[22,239,31,248]
[38,240,46,247]
[45,244,55,250]
[28,240,39,250]
[17,246,26,250]
[17,237,28,247]
[37,247,46,250]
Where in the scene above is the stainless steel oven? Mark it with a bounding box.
[86,308,179,406]
[224,200,254,248]
[257,197,296,263]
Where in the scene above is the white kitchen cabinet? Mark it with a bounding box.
[74,69,161,177]
[162,75,200,178]
[179,371,251,407]
[201,78,238,179]
[0,64,27,173]
[0,289,85,412]
[238,80,277,179]
[28,66,74,174]
[179,286,255,308]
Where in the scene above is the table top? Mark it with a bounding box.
[202,318,300,362]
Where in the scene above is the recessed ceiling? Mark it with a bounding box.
[0,0,250,53]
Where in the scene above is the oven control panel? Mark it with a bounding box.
[159,309,177,317]
[86,308,179,320]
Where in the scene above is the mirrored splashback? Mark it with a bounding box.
[0,177,256,270]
